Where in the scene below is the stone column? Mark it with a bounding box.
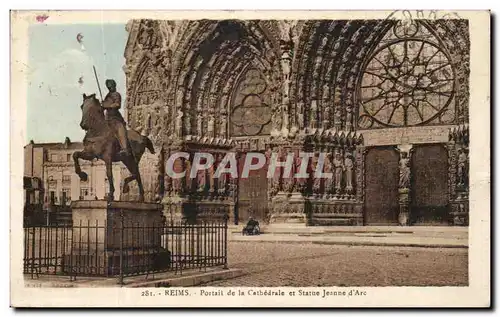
[447,141,469,226]
[280,40,292,134]
[397,144,413,226]
[446,142,457,201]
[228,152,240,225]
[355,147,366,202]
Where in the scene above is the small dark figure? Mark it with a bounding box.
[242,217,260,236]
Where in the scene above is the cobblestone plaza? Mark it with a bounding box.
[203,242,468,287]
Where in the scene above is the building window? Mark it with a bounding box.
[50,191,56,204]
[51,154,58,162]
[34,191,41,204]
[67,154,72,162]
[62,175,71,182]
[62,189,70,205]
[48,177,57,189]
[80,188,89,198]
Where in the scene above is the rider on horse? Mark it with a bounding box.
[101,79,131,157]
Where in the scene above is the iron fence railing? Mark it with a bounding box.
[23,217,228,284]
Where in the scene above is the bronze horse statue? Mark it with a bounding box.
[73,93,155,202]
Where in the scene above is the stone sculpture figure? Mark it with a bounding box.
[334,107,342,130]
[457,148,468,186]
[293,153,305,193]
[323,104,332,129]
[311,154,322,195]
[273,106,283,132]
[344,152,354,194]
[175,109,183,136]
[323,153,334,196]
[207,114,215,137]
[296,102,304,129]
[219,114,227,139]
[310,100,318,128]
[196,114,203,136]
[333,151,344,194]
[399,152,411,189]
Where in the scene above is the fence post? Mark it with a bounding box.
[118,208,125,286]
[30,227,35,278]
[223,215,228,270]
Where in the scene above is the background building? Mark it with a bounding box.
[122,19,469,226]
[24,137,123,205]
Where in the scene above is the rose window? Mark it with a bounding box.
[358,36,455,128]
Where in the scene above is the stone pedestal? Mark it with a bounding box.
[398,188,410,226]
[64,200,170,276]
[268,192,307,225]
[162,196,186,223]
[450,199,469,226]
[308,199,363,226]
[162,196,231,224]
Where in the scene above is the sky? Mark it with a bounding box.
[26,23,128,144]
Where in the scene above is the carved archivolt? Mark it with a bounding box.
[290,20,392,132]
[160,20,283,139]
[288,19,469,133]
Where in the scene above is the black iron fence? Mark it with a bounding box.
[24,205,73,228]
[23,218,228,284]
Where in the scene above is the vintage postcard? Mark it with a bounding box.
[10,10,490,308]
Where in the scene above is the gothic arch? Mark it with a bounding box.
[289,20,392,132]
[168,20,283,139]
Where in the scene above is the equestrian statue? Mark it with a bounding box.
[73,74,155,202]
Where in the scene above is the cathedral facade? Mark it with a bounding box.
[122,18,470,226]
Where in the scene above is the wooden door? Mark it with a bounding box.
[364,147,400,225]
[411,144,449,225]
[236,153,268,224]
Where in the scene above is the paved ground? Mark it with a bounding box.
[201,242,468,287]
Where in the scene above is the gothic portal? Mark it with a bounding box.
[122,18,470,226]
